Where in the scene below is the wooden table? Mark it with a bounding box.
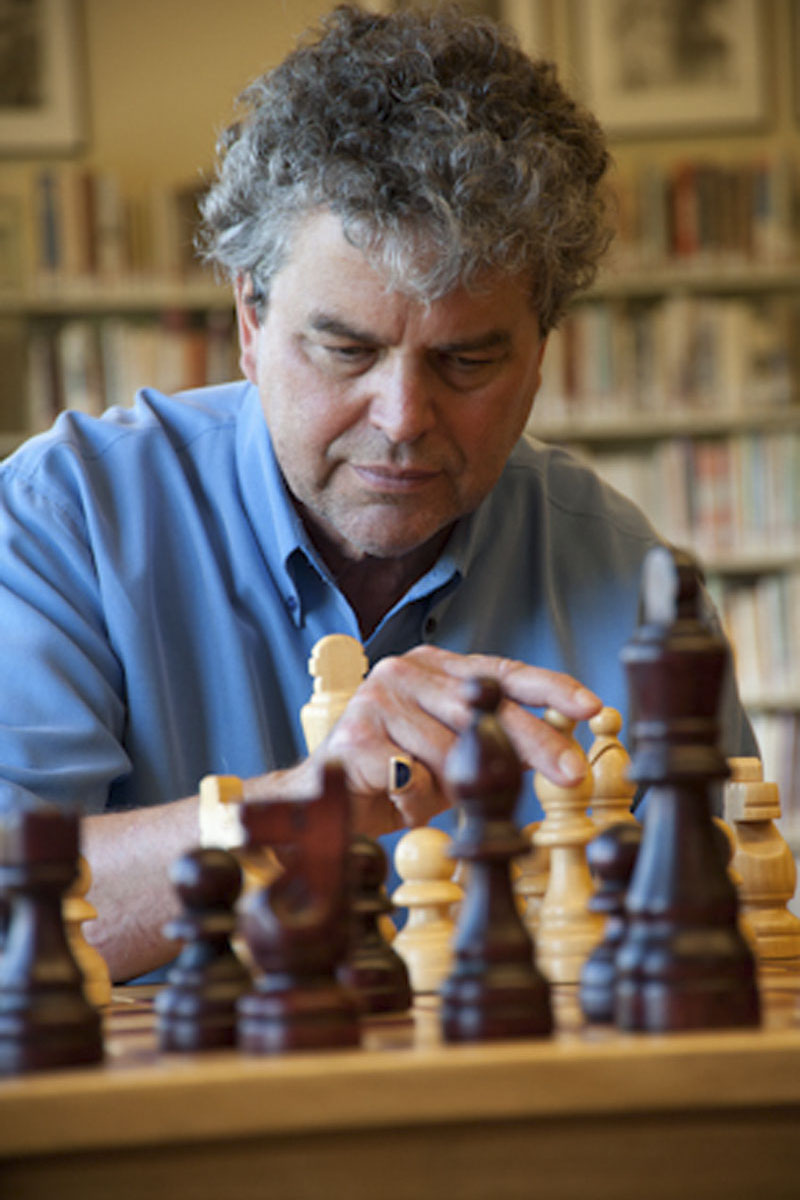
[1,987,800,1200]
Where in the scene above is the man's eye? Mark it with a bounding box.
[327,344,375,360]
[442,352,505,376]
[452,355,498,369]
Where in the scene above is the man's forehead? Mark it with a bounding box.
[280,206,534,312]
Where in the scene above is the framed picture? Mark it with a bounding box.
[575,0,767,136]
[0,0,86,155]
[387,0,505,16]
[385,0,547,47]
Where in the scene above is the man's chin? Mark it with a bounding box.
[339,519,454,563]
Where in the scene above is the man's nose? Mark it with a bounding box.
[367,358,437,443]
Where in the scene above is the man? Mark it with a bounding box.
[0,3,754,980]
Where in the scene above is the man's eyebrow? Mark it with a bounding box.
[436,330,512,353]
[308,313,379,343]
[308,312,513,352]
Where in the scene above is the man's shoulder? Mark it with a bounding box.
[502,434,659,548]
[2,381,252,487]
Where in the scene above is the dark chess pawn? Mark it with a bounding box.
[578,821,642,1024]
[615,545,760,1032]
[0,805,103,1074]
[338,834,411,1015]
[440,677,553,1043]
[155,847,251,1052]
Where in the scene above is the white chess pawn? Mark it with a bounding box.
[300,634,401,944]
[724,757,800,996]
[587,707,637,831]
[534,709,603,985]
[392,827,463,994]
[300,634,368,753]
[64,855,112,1008]
[513,820,550,936]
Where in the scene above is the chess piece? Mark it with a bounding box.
[587,707,637,830]
[338,834,411,1013]
[712,816,745,892]
[440,678,552,1042]
[155,847,251,1052]
[578,821,642,1024]
[513,821,549,936]
[237,762,361,1052]
[0,805,103,1074]
[724,757,800,996]
[300,633,395,946]
[64,855,112,1009]
[300,634,368,753]
[198,774,283,889]
[534,710,604,985]
[392,827,462,994]
[615,546,759,1032]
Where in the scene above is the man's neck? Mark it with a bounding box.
[301,517,453,641]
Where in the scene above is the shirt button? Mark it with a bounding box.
[286,596,298,613]
[424,616,437,637]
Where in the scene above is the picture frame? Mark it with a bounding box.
[385,1,547,50]
[0,0,86,156]
[575,0,767,137]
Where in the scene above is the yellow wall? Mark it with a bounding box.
[82,0,337,185]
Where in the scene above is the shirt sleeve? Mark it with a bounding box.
[0,461,130,814]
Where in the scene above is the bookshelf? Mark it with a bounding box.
[1,144,798,836]
[0,166,238,445]
[0,279,232,315]
[528,240,800,836]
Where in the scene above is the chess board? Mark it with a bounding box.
[2,985,800,1200]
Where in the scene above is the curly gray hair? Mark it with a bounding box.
[198,2,613,333]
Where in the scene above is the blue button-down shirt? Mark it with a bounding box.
[0,381,755,848]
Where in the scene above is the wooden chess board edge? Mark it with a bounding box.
[2,1014,800,1159]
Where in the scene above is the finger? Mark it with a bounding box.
[349,788,407,839]
[498,702,590,785]
[375,655,591,787]
[327,663,459,785]
[395,647,599,785]
[403,646,600,720]
[364,653,468,742]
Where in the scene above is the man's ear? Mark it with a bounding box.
[235,274,261,383]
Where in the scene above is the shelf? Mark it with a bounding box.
[0,277,233,316]
[703,550,800,576]
[3,258,800,317]
[531,406,800,444]
[591,260,800,300]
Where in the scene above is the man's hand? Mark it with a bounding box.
[244,646,601,838]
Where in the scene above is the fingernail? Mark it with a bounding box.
[558,748,587,781]
[575,687,600,710]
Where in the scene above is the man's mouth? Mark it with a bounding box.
[352,464,440,491]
